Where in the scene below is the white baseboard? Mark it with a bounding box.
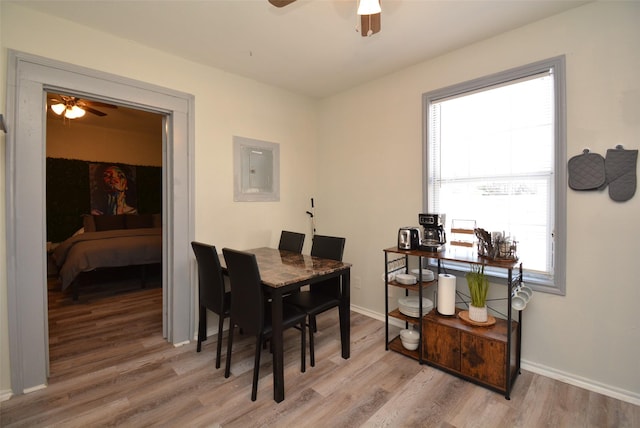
[350,305,640,406]
[521,360,640,406]
[0,389,14,402]
[24,384,47,394]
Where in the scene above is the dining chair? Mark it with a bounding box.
[222,247,308,401]
[278,230,306,253]
[191,241,231,369]
[284,234,346,367]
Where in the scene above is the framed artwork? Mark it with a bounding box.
[90,162,138,215]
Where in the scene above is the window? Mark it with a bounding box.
[423,56,566,294]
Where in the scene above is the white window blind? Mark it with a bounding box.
[423,57,566,292]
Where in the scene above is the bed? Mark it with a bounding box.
[53,213,162,300]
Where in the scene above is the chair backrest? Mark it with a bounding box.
[278,230,305,253]
[191,241,227,315]
[222,248,265,336]
[310,234,345,261]
[310,235,346,296]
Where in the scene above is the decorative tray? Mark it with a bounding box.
[458,310,496,327]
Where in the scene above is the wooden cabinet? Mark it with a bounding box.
[423,309,518,393]
[383,246,523,399]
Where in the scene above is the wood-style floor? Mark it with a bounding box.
[1,274,638,427]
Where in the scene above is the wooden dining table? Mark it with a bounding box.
[223,247,352,403]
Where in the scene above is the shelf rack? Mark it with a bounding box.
[383,245,523,399]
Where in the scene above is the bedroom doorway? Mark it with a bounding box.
[45,95,165,379]
[6,50,195,394]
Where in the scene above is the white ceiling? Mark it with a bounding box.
[18,0,590,99]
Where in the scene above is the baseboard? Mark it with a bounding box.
[521,360,640,406]
[0,389,14,402]
[20,383,48,395]
[350,304,640,406]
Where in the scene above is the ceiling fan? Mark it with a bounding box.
[268,0,382,37]
[49,94,117,119]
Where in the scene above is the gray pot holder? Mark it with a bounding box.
[568,149,606,191]
[605,145,638,202]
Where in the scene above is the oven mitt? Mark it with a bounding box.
[605,145,638,202]
[568,149,606,191]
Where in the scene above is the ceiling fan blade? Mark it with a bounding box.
[76,98,117,109]
[81,100,118,109]
[268,0,296,7]
[361,12,381,37]
[83,106,107,117]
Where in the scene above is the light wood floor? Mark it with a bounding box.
[1,275,638,427]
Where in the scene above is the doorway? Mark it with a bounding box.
[45,93,165,378]
[6,50,195,394]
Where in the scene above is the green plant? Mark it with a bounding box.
[466,264,489,307]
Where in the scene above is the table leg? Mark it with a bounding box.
[271,288,285,402]
[339,269,351,359]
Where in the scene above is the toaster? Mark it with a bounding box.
[398,227,421,250]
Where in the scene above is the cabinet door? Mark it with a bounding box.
[460,331,506,389]
[424,320,460,371]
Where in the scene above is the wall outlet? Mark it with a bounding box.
[354,276,362,289]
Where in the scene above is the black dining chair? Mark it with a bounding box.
[222,248,308,401]
[284,234,346,367]
[191,241,231,369]
[278,230,306,253]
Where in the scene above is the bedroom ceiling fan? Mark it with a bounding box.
[268,0,382,37]
[49,94,118,119]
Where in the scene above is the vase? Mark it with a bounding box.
[469,304,488,323]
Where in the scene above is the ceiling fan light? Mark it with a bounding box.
[51,103,66,115]
[65,105,86,119]
[357,0,381,15]
[73,106,86,118]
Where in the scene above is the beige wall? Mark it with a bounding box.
[47,114,163,166]
[1,2,318,398]
[317,2,639,401]
[2,1,639,403]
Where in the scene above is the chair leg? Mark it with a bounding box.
[215,315,225,369]
[224,324,235,378]
[251,335,263,401]
[310,314,318,333]
[301,321,307,373]
[308,319,315,368]
[197,306,206,352]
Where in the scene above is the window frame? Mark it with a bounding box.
[422,56,566,295]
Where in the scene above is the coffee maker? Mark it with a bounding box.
[419,213,446,252]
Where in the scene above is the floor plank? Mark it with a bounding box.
[1,275,638,427]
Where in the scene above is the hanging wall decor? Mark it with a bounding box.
[567,145,637,202]
[90,163,138,215]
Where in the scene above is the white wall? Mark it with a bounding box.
[0,2,318,397]
[317,2,640,401]
[2,0,639,404]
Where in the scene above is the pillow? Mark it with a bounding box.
[125,214,153,229]
[83,215,96,233]
[94,214,126,231]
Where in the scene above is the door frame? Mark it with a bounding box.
[5,50,195,394]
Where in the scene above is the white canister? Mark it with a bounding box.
[437,273,456,315]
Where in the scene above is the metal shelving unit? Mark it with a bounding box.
[383,246,523,399]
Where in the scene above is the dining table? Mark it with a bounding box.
[223,247,352,403]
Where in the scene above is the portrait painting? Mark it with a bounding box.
[90,163,138,215]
